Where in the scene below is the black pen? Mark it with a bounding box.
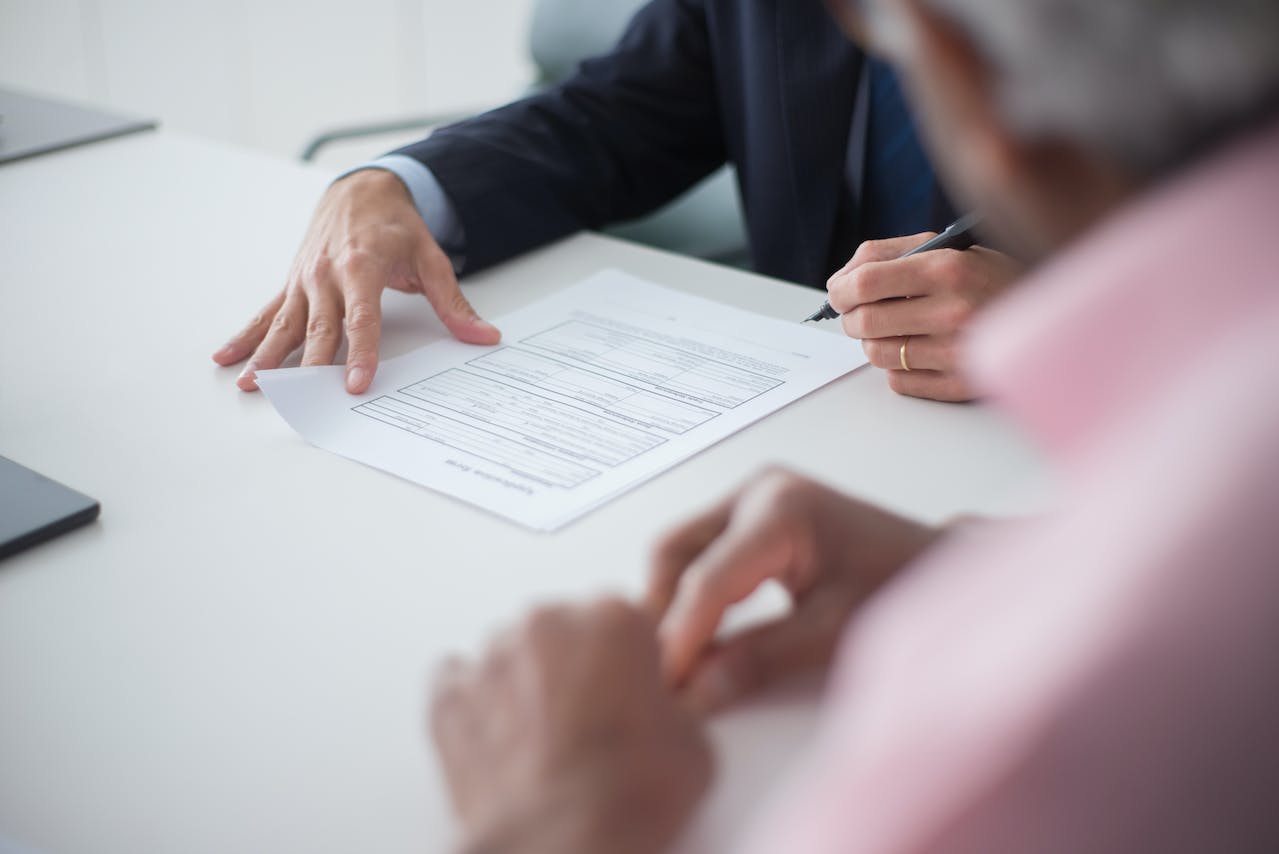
[802,212,984,323]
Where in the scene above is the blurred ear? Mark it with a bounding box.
[898,1,1132,257]
[897,2,1020,198]
[887,3,1046,257]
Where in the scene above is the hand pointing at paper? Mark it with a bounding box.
[646,468,941,713]
[212,169,501,394]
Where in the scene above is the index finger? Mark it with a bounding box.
[658,512,799,685]
[827,232,942,313]
[829,250,952,313]
[646,499,735,618]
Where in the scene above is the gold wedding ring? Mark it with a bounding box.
[900,337,912,372]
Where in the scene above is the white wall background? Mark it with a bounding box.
[0,0,536,167]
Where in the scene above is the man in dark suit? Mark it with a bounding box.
[214,0,1018,402]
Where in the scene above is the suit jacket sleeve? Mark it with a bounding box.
[391,0,726,274]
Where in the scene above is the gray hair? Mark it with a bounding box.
[910,0,1279,177]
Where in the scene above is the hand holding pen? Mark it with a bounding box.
[804,213,1023,403]
[803,213,984,322]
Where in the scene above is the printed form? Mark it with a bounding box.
[256,270,865,530]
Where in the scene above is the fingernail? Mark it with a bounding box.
[213,344,233,361]
[347,367,368,392]
[237,364,259,391]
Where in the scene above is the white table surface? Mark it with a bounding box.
[0,131,1053,854]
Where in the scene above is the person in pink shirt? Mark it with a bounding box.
[426,1,1279,853]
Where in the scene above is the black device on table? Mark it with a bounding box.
[0,88,156,166]
[0,456,100,561]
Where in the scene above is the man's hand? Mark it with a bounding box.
[212,169,500,394]
[431,600,712,854]
[827,234,1022,402]
[648,469,940,713]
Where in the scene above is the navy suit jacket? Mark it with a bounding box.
[395,0,951,287]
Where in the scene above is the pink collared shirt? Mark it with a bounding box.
[744,121,1279,854]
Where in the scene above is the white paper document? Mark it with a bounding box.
[256,270,864,530]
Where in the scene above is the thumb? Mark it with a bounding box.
[416,247,502,345]
[682,601,848,714]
